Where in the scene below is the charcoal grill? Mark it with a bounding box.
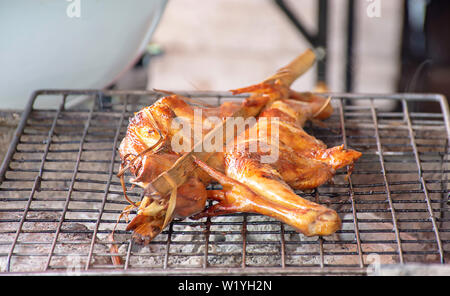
[0,89,449,275]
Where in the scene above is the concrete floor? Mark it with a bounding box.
[147,0,403,94]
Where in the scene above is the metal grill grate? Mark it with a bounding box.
[0,90,449,275]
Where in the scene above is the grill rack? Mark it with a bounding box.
[0,89,449,275]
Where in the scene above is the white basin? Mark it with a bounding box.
[0,0,167,109]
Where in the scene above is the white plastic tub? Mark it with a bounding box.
[0,0,167,109]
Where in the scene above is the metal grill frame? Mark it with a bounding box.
[0,89,449,275]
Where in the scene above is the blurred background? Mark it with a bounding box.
[129,0,450,107]
[1,0,449,158]
[148,0,400,95]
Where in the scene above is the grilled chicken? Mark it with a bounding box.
[117,50,362,243]
[191,86,361,236]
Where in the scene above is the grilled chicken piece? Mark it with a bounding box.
[193,158,341,236]
[117,50,362,243]
[118,95,231,242]
[191,87,361,236]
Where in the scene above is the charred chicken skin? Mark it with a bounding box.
[117,50,362,243]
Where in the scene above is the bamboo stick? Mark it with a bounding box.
[263,49,316,87]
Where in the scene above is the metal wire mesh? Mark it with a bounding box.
[0,89,449,275]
